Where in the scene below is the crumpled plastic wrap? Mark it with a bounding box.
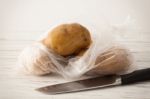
[18,20,134,79]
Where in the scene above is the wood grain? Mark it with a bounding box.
[0,32,150,99]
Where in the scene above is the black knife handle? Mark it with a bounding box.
[121,68,150,85]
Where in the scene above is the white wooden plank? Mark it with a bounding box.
[0,33,150,99]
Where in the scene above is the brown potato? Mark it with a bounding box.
[42,23,92,56]
[86,46,131,75]
[18,43,55,76]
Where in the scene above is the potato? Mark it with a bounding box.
[42,23,92,56]
[18,43,55,76]
[86,46,131,75]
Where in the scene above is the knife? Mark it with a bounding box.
[36,68,150,94]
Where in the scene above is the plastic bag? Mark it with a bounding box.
[18,19,134,79]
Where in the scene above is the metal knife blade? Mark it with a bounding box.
[36,75,121,94]
[36,68,150,94]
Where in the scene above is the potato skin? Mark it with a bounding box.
[18,43,54,76]
[42,23,92,56]
[86,46,131,75]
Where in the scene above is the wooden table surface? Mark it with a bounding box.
[0,31,150,99]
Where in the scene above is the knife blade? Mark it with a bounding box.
[36,68,150,94]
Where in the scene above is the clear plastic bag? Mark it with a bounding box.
[18,18,134,79]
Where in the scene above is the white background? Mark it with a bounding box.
[0,0,150,38]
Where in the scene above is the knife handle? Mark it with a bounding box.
[121,68,150,85]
